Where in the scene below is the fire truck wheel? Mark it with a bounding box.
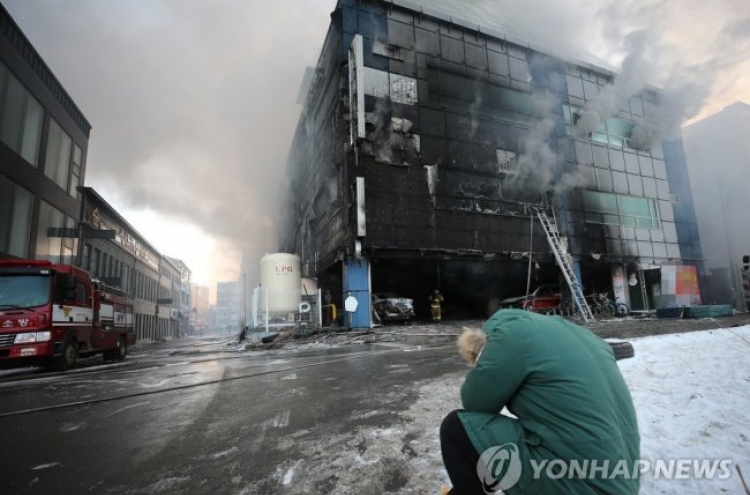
[114,337,128,361]
[56,339,78,371]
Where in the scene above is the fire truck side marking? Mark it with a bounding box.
[52,306,94,325]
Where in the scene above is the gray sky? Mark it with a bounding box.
[4,0,748,294]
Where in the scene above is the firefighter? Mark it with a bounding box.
[429,289,444,322]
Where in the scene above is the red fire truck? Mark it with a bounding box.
[0,259,135,371]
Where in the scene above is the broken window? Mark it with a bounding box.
[373,40,403,60]
[363,67,390,98]
[389,74,418,105]
[496,149,517,175]
[564,103,642,150]
[362,68,418,105]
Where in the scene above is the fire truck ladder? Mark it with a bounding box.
[536,209,595,322]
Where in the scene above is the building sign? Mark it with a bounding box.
[612,266,627,305]
[348,34,365,144]
[87,205,160,271]
[660,265,701,306]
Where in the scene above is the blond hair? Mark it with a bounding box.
[457,326,487,366]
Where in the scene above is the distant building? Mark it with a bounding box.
[215,281,242,334]
[283,0,704,325]
[240,251,258,332]
[166,256,191,337]
[0,3,91,262]
[189,283,210,334]
[78,187,186,341]
[683,102,750,308]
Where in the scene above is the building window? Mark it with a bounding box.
[62,216,76,265]
[69,145,82,198]
[0,62,45,166]
[0,174,34,257]
[583,190,660,229]
[83,243,92,270]
[564,104,637,150]
[91,248,100,276]
[35,200,65,262]
[44,118,73,191]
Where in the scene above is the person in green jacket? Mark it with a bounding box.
[440,309,640,495]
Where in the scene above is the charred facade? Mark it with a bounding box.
[283,0,704,324]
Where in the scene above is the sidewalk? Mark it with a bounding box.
[253,313,750,351]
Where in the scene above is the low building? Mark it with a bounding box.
[78,187,185,341]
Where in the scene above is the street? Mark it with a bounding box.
[0,337,464,494]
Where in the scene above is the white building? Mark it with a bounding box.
[683,102,750,308]
[215,281,242,334]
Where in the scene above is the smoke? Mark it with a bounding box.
[481,0,750,193]
[505,90,594,199]
[3,0,332,288]
[504,91,558,197]
[581,0,750,145]
[5,0,748,286]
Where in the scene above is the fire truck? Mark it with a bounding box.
[0,259,135,371]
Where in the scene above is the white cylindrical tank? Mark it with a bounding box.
[260,253,302,313]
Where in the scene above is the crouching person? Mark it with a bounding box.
[440,310,640,495]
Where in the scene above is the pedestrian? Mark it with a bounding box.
[429,289,444,322]
[440,310,639,495]
[238,326,247,343]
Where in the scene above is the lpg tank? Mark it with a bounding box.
[260,253,302,314]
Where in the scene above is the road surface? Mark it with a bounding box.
[0,337,464,494]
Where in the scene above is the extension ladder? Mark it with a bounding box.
[536,210,595,322]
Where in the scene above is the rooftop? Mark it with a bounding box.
[390,0,616,73]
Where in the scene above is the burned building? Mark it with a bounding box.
[283,0,704,326]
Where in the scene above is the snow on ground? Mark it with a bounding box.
[617,327,750,494]
[260,326,749,494]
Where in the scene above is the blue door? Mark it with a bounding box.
[343,259,371,330]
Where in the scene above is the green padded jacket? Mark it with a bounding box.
[458,309,640,495]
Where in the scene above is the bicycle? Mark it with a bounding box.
[586,292,629,318]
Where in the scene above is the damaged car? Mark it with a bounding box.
[499,284,562,313]
[372,292,415,324]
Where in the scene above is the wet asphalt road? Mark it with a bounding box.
[0,337,464,495]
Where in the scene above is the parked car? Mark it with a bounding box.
[499,284,562,312]
[372,292,415,324]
